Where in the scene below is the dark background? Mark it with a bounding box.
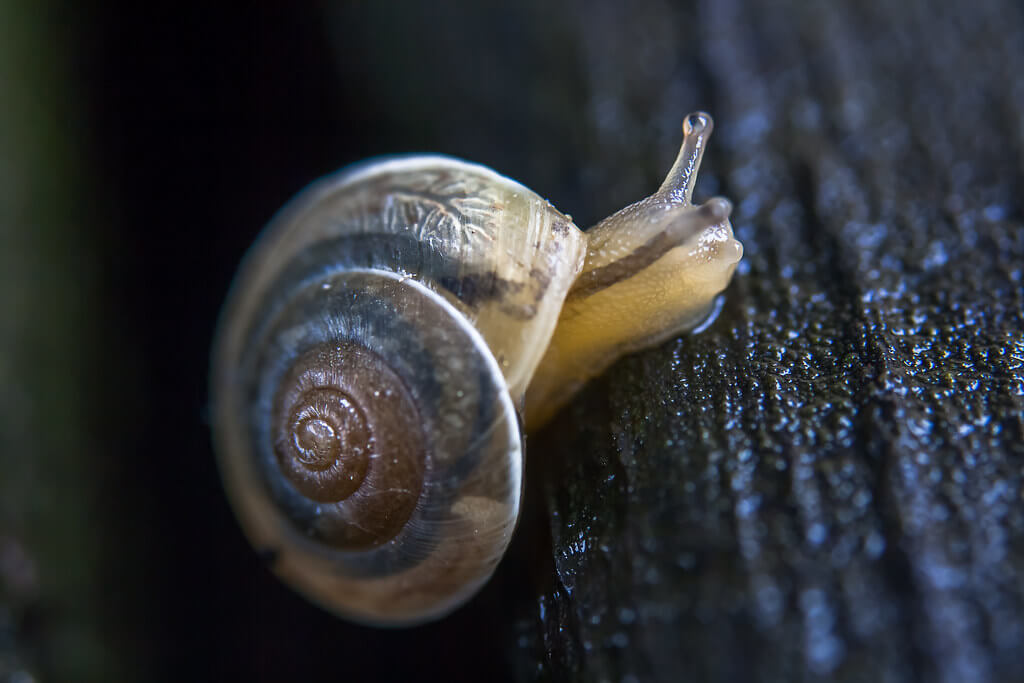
[1,1,1022,682]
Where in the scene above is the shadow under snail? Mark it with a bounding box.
[211,112,743,626]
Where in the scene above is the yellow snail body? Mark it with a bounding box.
[211,112,742,626]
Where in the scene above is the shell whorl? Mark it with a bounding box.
[211,156,586,624]
[216,267,524,623]
[270,341,425,548]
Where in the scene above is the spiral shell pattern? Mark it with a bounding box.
[211,156,586,624]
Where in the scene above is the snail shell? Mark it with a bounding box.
[211,112,742,626]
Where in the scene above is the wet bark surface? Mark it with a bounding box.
[5,0,1021,681]
[522,2,1024,682]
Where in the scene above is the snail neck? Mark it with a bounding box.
[524,112,742,429]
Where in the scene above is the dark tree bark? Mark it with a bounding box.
[519,2,1024,682]
[6,0,1020,681]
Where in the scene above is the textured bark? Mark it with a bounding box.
[522,2,1024,682]
[32,0,1024,681]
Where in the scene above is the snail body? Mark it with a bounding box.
[211,112,742,626]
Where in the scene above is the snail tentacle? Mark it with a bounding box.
[525,113,743,427]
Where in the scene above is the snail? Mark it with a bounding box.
[211,112,742,626]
